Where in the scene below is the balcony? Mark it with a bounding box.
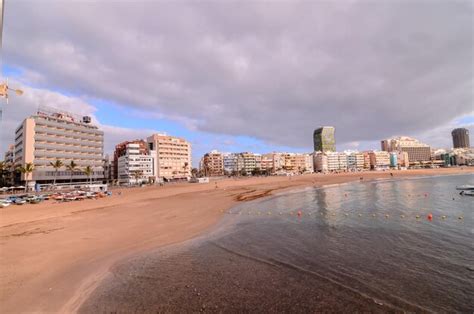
[34,159,104,167]
[35,151,103,160]
[35,126,103,141]
[35,118,103,136]
[34,135,103,148]
[35,143,102,154]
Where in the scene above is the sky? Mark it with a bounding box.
[1,0,473,167]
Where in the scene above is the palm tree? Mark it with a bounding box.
[183,162,189,176]
[83,166,93,186]
[49,159,63,187]
[17,162,34,192]
[66,161,78,184]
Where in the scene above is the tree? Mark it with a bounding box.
[66,161,78,184]
[83,166,94,186]
[183,162,189,176]
[17,162,34,192]
[240,169,247,176]
[49,159,63,187]
[251,168,261,176]
[191,168,198,177]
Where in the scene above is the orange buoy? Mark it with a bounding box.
[427,213,433,221]
[297,210,302,217]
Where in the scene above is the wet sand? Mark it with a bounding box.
[0,168,471,313]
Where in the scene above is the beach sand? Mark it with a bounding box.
[0,168,471,313]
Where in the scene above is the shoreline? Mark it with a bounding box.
[0,168,472,313]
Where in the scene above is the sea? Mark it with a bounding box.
[80,174,473,313]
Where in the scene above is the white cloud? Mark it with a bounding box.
[0,80,159,157]
[2,1,473,151]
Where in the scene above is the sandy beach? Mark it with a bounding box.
[0,168,472,313]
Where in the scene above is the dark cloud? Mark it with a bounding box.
[3,0,473,150]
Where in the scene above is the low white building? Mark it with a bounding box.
[117,143,155,185]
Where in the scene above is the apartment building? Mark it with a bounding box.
[381,136,431,164]
[14,107,104,186]
[282,153,314,173]
[147,133,191,180]
[240,152,258,175]
[117,143,154,184]
[2,144,15,185]
[347,152,365,171]
[223,153,238,174]
[202,150,224,176]
[113,140,148,180]
[368,151,390,170]
[313,152,328,172]
[260,154,274,173]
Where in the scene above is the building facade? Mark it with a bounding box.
[147,133,192,180]
[14,107,104,186]
[451,128,470,148]
[2,144,15,186]
[117,143,154,184]
[381,136,431,164]
[113,140,149,180]
[202,150,224,176]
[368,151,390,170]
[313,126,336,152]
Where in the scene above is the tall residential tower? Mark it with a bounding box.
[313,126,336,152]
[451,128,470,148]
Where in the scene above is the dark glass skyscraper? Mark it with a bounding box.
[452,128,470,148]
[313,126,336,152]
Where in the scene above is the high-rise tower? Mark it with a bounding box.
[451,128,470,148]
[313,126,336,152]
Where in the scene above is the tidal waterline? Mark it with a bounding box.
[80,174,473,313]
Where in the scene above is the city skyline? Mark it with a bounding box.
[1,1,473,166]
[1,98,471,167]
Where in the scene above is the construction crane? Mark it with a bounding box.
[0,0,23,148]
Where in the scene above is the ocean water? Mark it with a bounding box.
[80,174,474,313]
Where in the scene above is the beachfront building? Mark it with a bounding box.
[263,152,286,173]
[313,152,328,172]
[201,150,224,176]
[113,140,149,180]
[313,126,336,152]
[13,106,104,187]
[451,128,470,148]
[2,144,16,186]
[381,136,431,165]
[147,133,192,181]
[452,148,474,166]
[347,151,365,171]
[240,152,258,175]
[117,143,155,185]
[368,151,390,170]
[260,154,274,173]
[223,153,239,174]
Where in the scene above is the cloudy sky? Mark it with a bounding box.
[1,0,472,165]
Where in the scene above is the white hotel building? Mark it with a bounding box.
[13,107,104,186]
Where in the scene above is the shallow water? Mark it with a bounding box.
[80,174,474,313]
